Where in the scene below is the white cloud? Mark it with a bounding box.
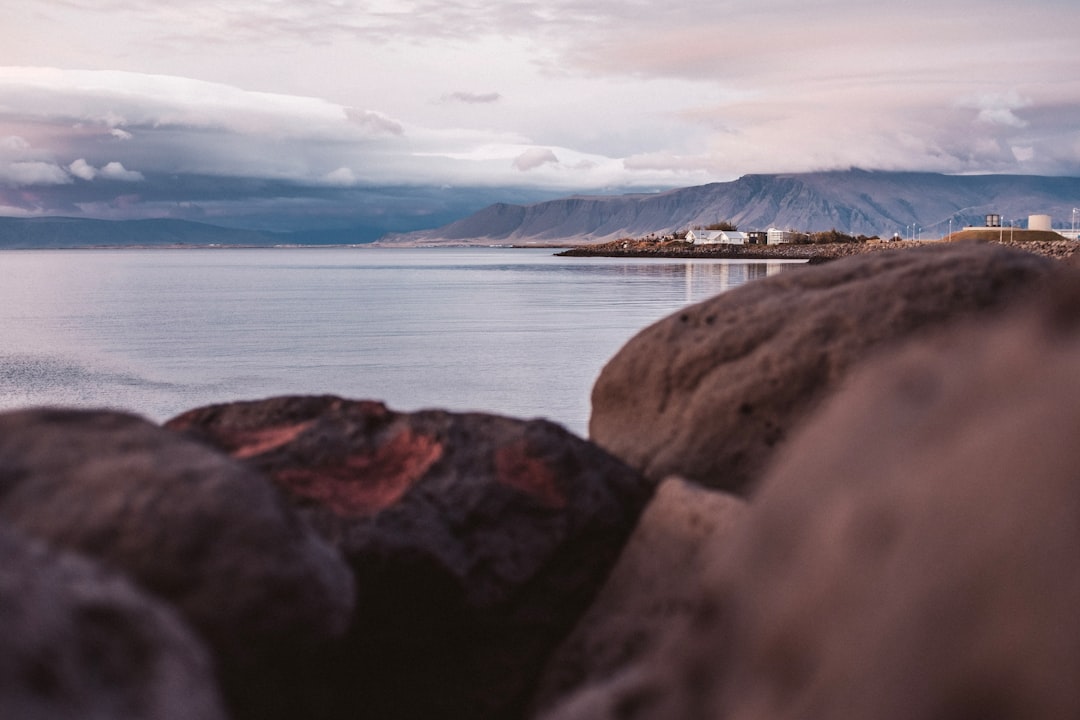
[442,91,502,104]
[99,161,144,181]
[1,136,31,152]
[110,128,134,140]
[345,108,404,136]
[69,158,97,180]
[0,161,72,186]
[512,148,559,171]
[322,167,357,185]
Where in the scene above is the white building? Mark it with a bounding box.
[685,229,723,244]
[1028,214,1052,231]
[687,229,747,245]
[766,228,794,245]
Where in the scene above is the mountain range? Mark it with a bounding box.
[3,170,1079,248]
[378,170,1080,245]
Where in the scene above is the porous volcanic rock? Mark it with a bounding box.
[530,477,745,718]
[0,409,354,720]
[590,242,1059,493]
[0,523,225,720]
[167,395,653,720]
[606,272,1080,720]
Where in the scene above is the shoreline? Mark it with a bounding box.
[556,237,1080,263]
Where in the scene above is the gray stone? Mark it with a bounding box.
[0,523,225,720]
[590,242,1059,493]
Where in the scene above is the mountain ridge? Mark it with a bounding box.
[378,170,1080,244]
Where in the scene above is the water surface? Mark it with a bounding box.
[0,248,800,436]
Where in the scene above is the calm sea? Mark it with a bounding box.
[0,248,800,436]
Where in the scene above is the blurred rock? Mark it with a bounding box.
[530,477,745,719]
[0,408,354,720]
[609,272,1080,719]
[590,242,1059,493]
[0,523,225,720]
[167,395,653,720]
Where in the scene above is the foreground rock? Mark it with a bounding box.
[0,524,226,720]
[530,477,745,718]
[0,409,354,720]
[167,396,653,720]
[590,242,1059,493]
[579,273,1080,719]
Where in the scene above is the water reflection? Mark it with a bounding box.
[0,249,806,435]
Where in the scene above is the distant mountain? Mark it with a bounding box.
[0,217,377,249]
[378,170,1080,244]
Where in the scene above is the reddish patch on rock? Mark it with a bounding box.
[273,428,444,517]
[495,440,566,509]
[229,421,317,459]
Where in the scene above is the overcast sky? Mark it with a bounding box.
[2,0,1078,228]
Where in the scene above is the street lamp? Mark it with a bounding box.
[948,217,953,240]
[1073,208,1079,237]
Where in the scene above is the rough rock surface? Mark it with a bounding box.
[530,477,744,718]
[0,409,354,720]
[167,395,653,720]
[580,272,1080,720]
[0,523,225,720]
[590,242,1059,493]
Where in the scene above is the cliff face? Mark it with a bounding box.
[379,170,1080,244]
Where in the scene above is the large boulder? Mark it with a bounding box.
[0,409,354,720]
[590,242,1059,493]
[167,395,653,720]
[596,272,1080,719]
[530,477,745,718]
[0,523,225,720]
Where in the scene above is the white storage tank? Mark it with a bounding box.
[1029,214,1053,231]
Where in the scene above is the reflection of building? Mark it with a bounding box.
[681,260,803,304]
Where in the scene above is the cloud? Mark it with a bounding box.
[345,108,404,135]
[69,158,97,180]
[512,148,559,171]
[962,91,1032,128]
[1,136,31,151]
[67,158,143,182]
[110,128,134,140]
[322,167,357,186]
[99,161,144,181]
[442,91,502,104]
[0,161,72,186]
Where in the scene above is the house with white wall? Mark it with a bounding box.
[687,229,747,245]
[766,228,794,244]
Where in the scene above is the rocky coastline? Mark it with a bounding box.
[3,241,1080,720]
[557,234,1080,263]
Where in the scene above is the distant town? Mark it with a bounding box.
[671,211,1080,247]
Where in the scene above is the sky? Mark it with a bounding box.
[1,0,1079,233]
